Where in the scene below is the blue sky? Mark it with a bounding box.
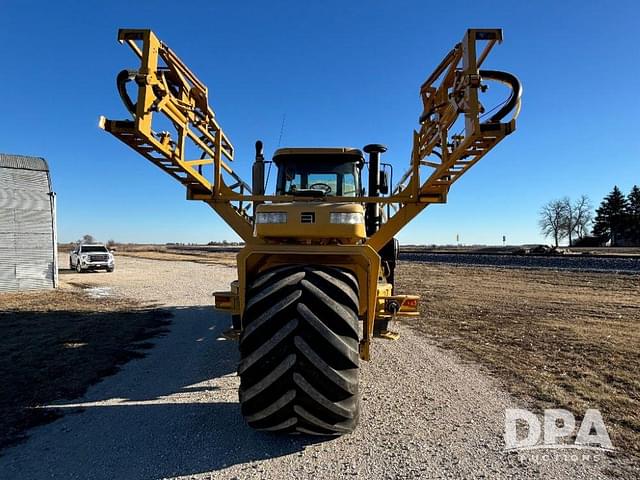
[1,1,638,245]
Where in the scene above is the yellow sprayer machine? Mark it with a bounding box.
[100,28,521,435]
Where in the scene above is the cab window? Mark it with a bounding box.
[279,161,360,197]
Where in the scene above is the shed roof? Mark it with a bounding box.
[0,153,49,172]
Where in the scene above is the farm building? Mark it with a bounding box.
[0,153,58,291]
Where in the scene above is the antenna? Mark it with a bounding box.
[277,113,286,147]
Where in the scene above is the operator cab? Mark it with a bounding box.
[253,147,367,244]
[273,148,364,198]
[252,145,389,245]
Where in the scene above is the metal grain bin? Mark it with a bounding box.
[0,153,57,291]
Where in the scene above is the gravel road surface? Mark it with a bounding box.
[0,257,617,479]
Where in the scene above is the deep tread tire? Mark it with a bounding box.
[239,265,360,435]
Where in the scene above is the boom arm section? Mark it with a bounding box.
[367,28,521,251]
[99,29,255,241]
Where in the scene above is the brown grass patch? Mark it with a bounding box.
[396,263,640,465]
[117,250,236,267]
[0,289,171,450]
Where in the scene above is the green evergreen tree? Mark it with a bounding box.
[625,185,640,245]
[593,186,628,246]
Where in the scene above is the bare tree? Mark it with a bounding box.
[79,234,96,244]
[572,195,593,240]
[539,200,568,247]
[560,197,575,246]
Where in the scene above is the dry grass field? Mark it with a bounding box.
[396,262,639,463]
[118,249,236,267]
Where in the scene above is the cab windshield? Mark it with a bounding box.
[277,161,360,197]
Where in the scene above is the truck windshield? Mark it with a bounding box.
[82,246,108,253]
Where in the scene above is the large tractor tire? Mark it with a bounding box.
[239,265,360,435]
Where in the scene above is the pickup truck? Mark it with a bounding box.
[69,244,115,273]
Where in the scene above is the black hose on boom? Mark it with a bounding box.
[116,69,138,116]
[478,70,522,123]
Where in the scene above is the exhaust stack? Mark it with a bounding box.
[252,140,265,197]
[363,143,387,236]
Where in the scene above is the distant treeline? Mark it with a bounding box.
[540,185,640,247]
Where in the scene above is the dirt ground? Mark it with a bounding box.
[395,262,640,469]
[63,249,640,464]
[117,249,237,267]
[0,289,171,450]
[0,252,637,478]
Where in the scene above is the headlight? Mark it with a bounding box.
[329,212,364,224]
[255,212,288,224]
[81,254,88,259]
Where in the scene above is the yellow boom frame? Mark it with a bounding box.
[100,28,518,250]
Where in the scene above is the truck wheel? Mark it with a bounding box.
[239,265,360,435]
[76,261,82,273]
[107,266,115,273]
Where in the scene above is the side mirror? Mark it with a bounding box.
[379,170,389,195]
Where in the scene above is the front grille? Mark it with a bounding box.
[89,254,109,262]
[300,212,315,224]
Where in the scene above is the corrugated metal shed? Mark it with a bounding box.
[0,153,58,291]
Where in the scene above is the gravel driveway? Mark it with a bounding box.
[0,257,616,479]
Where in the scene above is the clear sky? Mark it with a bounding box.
[1,1,638,245]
